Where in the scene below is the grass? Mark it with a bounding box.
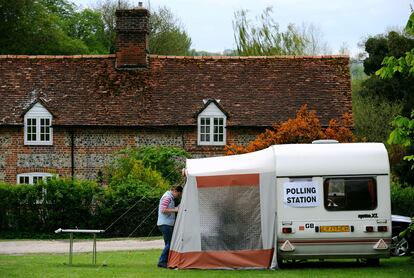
[0,250,412,278]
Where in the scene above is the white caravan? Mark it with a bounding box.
[169,142,391,269]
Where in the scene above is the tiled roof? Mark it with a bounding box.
[0,55,351,127]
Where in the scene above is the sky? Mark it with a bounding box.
[72,0,412,56]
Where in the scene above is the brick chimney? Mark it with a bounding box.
[115,6,149,69]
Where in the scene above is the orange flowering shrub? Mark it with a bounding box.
[225,105,355,155]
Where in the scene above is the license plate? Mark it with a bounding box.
[320,225,350,233]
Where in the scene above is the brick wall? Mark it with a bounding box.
[0,126,264,183]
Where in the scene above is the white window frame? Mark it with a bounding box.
[24,103,53,145]
[197,103,227,146]
[17,172,54,185]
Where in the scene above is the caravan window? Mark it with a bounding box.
[323,177,377,211]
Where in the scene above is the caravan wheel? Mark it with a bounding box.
[365,258,380,266]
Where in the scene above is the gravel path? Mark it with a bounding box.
[0,239,163,255]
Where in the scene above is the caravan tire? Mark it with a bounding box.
[366,258,380,266]
[277,259,284,269]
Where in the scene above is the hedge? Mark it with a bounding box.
[391,182,414,217]
[0,178,160,239]
[1,178,413,239]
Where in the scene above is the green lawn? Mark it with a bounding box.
[0,250,412,278]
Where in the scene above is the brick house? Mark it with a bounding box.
[0,7,351,184]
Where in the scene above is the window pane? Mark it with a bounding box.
[214,134,218,142]
[206,134,210,141]
[45,134,50,141]
[201,118,205,125]
[20,176,29,184]
[219,118,223,125]
[324,178,377,211]
[219,134,223,142]
[201,134,205,142]
[214,118,218,125]
[41,119,45,125]
[26,118,38,142]
[201,126,205,133]
[206,126,210,133]
[206,118,210,125]
[214,126,218,133]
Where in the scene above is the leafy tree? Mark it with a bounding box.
[358,21,414,116]
[106,147,189,186]
[376,11,414,181]
[94,1,192,55]
[149,6,192,55]
[64,8,108,54]
[233,7,330,56]
[0,0,89,54]
[376,12,414,79]
[233,7,307,56]
[225,105,354,155]
[352,93,403,142]
[93,0,131,53]
[387,112,414,167]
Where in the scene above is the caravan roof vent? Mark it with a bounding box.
[312,139,339,144]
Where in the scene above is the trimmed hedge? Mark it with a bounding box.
[1,178,413,239]
[0,178,160,239]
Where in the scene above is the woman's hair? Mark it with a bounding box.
[171,185,183,192]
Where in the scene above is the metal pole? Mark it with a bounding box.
[93,233,97,264]
[69,233,73,265]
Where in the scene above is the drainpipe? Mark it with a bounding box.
[70,130,75,179]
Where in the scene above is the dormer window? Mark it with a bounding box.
[197,100,227,146]
[24,102,53,145]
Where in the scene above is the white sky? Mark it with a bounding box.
[72,0,412,55]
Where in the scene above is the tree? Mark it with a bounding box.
[377,11,414,180]
[301,23,331,55]
[357,23,414,116]
[233,7,330,56]
[64,8,108,54]
[225,105,354,155]
[0,0,89,54]
[149,6,192,55]
[94,1,192,55]
[93,0,131,53]
[376,12,414,79]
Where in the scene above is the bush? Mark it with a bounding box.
[106,158,169,198]
[391,182,414,217]
[109,147,189,185]
[0,178,160,239]
[352,93,403,143]
[225,104,354,155]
